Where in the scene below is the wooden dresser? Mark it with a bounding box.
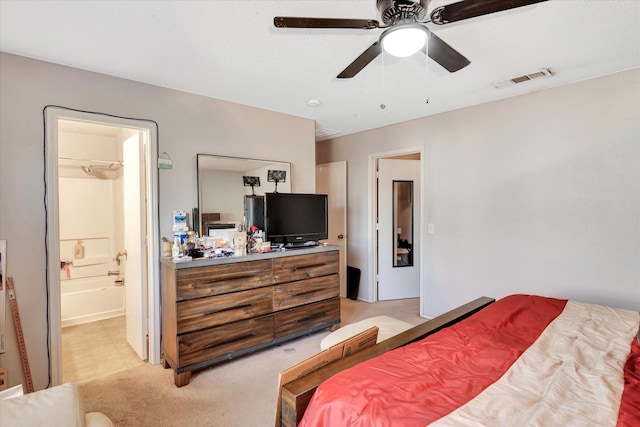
[161,246,340,386]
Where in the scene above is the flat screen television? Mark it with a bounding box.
[265,192,328,248]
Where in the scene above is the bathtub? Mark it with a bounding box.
[61,274,124,327]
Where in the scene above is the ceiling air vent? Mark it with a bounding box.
[493,68,554,89]
[316,127,341,140]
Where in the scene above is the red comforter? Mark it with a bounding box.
[300,294,640,427]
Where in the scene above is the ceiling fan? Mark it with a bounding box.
[274,0,547,78]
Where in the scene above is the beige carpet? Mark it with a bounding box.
[80,298,423,427]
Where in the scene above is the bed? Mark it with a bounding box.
[281,294,639,426]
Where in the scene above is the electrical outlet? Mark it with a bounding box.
[428,223,435,234]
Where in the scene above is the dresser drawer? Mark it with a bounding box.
[274,298,340,338]
[176,259,272,301]
[177,287,273,334]
[273,274,339,311]
[178,316,274,368]
[272,250,339,284]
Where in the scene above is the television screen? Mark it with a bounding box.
[265,192,328,247]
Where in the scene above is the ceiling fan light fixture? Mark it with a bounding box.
[380,24,428,58]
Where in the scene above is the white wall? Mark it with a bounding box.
[0,52,316,389]
[317,68,640,317]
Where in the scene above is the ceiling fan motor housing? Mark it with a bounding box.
[377,0,427,25]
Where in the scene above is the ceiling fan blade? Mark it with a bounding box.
[424,31,470,73]
[337,41,383,79]
[430,0,547,25]
[274,17,379,29]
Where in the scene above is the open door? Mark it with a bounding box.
[316,161,348,297]
[123,133,148,360]
[377,159,420,300]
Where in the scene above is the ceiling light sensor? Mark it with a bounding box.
[307,99,321,107]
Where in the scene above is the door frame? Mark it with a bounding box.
[44,107,161,385]
[316,161,348,297]
[368,147,425,306]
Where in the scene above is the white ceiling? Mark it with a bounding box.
[1,1,639,140]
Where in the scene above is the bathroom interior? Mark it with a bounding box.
[57,119,144,383]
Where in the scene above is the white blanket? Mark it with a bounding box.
[430,301,640,426]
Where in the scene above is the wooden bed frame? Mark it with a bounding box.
[278,296,495,427]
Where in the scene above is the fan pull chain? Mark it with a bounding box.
[425,38,430,104]
[380,51,386,110]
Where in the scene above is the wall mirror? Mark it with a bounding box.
[393,180,413,267]
[197,154,291,235]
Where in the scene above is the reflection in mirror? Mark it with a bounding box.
[393,180,413,267]
[197,154,291,236]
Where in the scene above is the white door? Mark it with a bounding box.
[316,162,348,297]
[378,159,420,300]
[123,133,147,359]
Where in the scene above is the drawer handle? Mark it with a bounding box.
[294,311,328,323]
[203,332,258,349]
[201,274,255,285]
[202,303,255,316]
[291,289,321,297]
[291,263,324,271]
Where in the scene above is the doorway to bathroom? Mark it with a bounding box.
[45,107,160,385]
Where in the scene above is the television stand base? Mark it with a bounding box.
[284,242,319,249]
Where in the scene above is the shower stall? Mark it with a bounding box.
[57,123,128,327]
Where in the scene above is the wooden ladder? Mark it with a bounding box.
[7,277,34,393]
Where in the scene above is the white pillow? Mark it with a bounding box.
[320,315,414,350]
[0,384,24,400]
[0,383,85,427]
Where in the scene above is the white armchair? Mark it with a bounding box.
[0,382,113,427]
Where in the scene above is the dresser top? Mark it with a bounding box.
[161,244,339,270]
